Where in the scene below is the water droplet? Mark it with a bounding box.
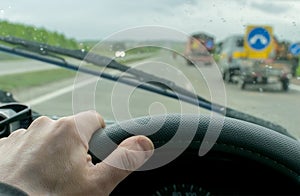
[0,9,4,14]
[209,19,213,22]
[81,49,85,52]
[40,47,44,51]
[259,88,263,92]
[292,21,296,26]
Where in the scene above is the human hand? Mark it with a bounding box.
[0,110,154,195]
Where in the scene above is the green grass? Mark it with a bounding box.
[0,69,76,92]
[0,53,23,61]
[297,65,300,77]
[0,49,158,92]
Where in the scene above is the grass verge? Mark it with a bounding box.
[0,51,157,92]
[0,69,76,92]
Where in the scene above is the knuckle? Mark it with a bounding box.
[10,128,26,136]
[35,116,53,123]
[53,117,84,145]
[55,117,76,135]
[27,116,54,130]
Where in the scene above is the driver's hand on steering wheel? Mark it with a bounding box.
[0,110,154,195]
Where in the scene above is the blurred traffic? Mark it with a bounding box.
[184,25,300,92]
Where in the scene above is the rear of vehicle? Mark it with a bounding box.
[184,33,214,65]
[239,60,291,91]
[217,35,245,82]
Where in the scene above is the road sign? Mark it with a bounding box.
[205,39,214,50]
[289,43,300,56]
[244,25,273,59]
[247,27,271,50]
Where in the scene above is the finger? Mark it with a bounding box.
[27,116,54,130]
[91,135,154,193]
[8,129,26,137]
[72,110,105,146]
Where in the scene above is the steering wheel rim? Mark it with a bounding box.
[89,114,300,193]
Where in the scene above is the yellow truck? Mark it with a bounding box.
[218,25,291,87]
[236,26,292,91]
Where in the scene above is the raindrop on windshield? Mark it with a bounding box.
[259,88,264,92]
[292,21,296,26]
[0,9,4,14]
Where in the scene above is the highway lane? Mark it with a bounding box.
[6,53,300,139]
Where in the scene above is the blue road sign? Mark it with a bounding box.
[247,27,271,50]
[205,39,214,50]
[289,43,300,56]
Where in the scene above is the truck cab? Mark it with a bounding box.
[184,32,214,66]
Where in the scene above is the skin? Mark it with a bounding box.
[0,110,154,195]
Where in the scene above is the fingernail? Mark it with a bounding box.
[136,136,154,159]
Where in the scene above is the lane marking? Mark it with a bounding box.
[25,78,96,106]
[24,69,132,107]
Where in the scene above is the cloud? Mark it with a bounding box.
[250,1,291,14]
[0,0,299,42]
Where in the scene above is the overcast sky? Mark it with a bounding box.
[0,0,300,42]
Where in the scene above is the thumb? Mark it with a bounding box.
[92,135,154,193]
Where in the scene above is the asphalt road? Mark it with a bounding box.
[4,54,300,139]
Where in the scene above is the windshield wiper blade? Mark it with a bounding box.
[0,43,212,109]
[0,36,212,108]
[0,36,293,138]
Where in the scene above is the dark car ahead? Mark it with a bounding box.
[238,59,292,91]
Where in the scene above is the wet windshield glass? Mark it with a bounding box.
[0,0,299,139]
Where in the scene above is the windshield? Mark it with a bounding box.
[0,0,299,139]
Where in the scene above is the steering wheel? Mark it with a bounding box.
[89,114,300,195]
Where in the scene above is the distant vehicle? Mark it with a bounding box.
[238,59,291,91]
[217,35,245,82]
[184,32,214,65]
